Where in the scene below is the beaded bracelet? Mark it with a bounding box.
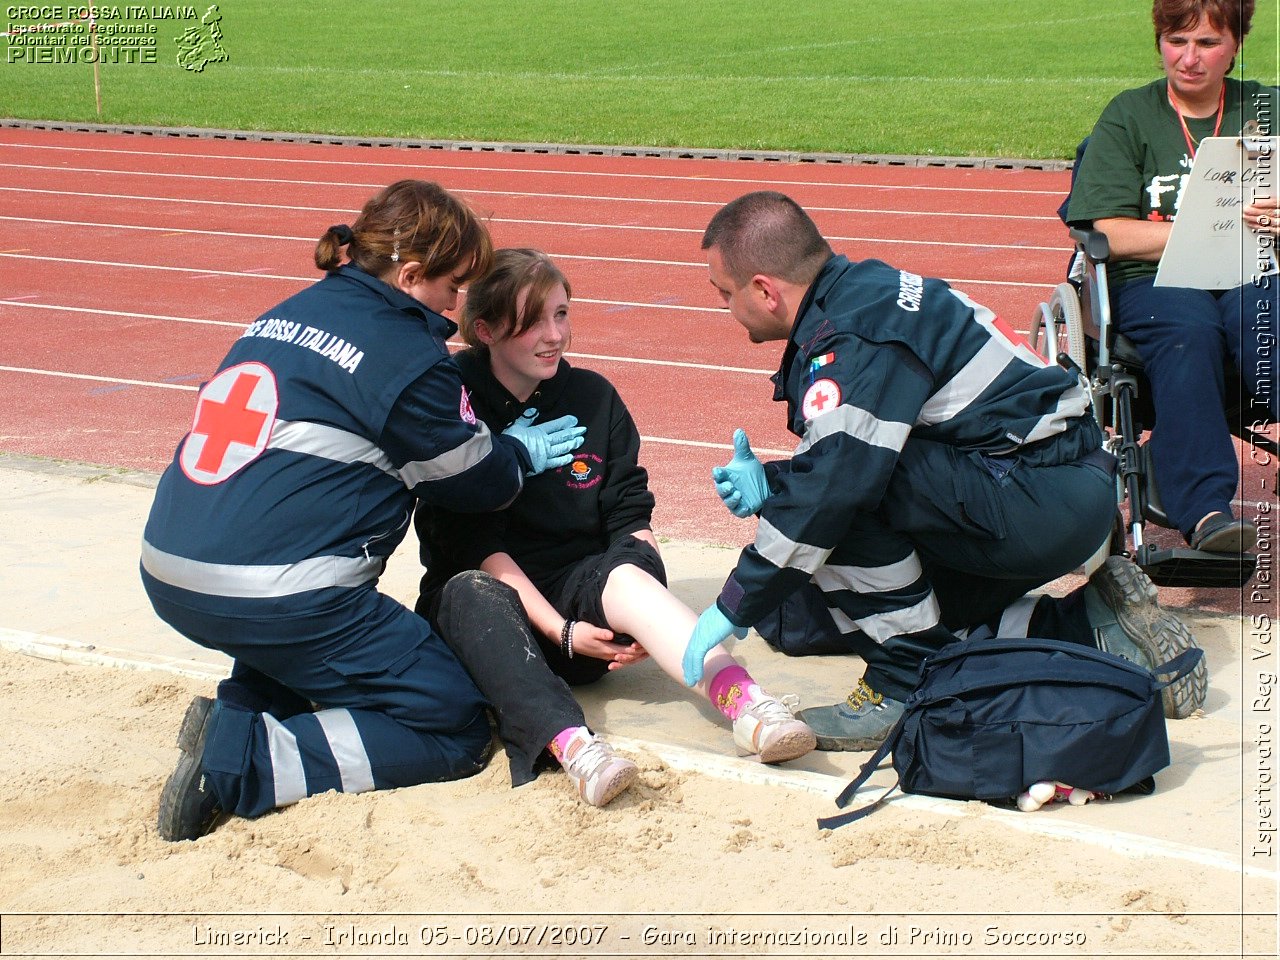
[560,619,576,659]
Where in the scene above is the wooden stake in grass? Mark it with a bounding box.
[89,15,101,116]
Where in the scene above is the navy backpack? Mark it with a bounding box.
[818,636,1204,829]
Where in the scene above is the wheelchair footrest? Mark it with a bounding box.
[1137,545,1258,588]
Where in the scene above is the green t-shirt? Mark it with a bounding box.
[1066,77,1277,289]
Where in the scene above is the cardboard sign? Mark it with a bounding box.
[1154,136,1279,289]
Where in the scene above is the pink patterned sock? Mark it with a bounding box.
[707,666,760,721]
[549,725,587,764]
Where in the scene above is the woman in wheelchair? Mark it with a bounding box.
[1065,0,1278,556]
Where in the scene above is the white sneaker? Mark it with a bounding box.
[559,729,638,807]
[732,694,817,763]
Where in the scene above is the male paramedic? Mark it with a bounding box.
[682,190,1206,750]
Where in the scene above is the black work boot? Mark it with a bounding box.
[157,696,223,841]
[1085,556,1208,719]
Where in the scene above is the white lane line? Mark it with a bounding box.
[5,161,1059,222]
[0,198,1069,255]
[610,735,1271,879]
[0,300,784,374]
[0,141,1068,196]
[0,358,767,396]
[0,208,709,268]
[0,185,1065,253]
[0,626,1261,879]
[0,364,791,455]
[5,198,1063,253]
[458,188,1058,221]
[0,181,1059,223]
[0,366,196,391]
[2,294,1041,355]
[0,249,1054,292]
[0,184,357,214]
[0,300,244,327]
[0,184,1055,222]
[0,214,1070,283]
[637,436,790,456]
[0,252,312,282]
[0,254,727,312]
[568,350,772,376]
[0,363,791,454]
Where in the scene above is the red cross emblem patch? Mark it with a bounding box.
[459,386,477,425]
[801,378,842,421]
[180,361,279,485]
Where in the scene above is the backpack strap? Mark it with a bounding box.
[1150,647,1203,688]
[817,779,900,830]
[816,717,905,830]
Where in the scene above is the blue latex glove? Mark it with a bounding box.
[502,409,586,475]
[711,429,771,518]
[683,604,748,686]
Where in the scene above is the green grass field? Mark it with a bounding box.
[2,0,1277,159]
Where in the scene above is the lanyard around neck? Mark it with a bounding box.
[1168,83,1226,158]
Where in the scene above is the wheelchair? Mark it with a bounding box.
[1029,225,1274,588]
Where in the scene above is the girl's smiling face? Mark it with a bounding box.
[482,281,571,400]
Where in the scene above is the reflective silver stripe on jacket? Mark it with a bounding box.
[268,420,399,479]
[919,290,1049,426]
[269,418,499,490]
[140,539,384,598]
[399,421,497,488]
[754,516,832,575]
[917,337,1009,426]
[1018,384,1092,447]
[795,403,911,457]
[813,553,924,595]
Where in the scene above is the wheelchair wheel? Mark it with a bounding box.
[1029,282,1089,373]
[1028,303,1055,364]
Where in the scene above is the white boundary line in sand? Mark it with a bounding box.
[611,736,1273,880]
[0,627,229,682]
[2,626,1270,881]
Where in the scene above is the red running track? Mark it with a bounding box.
[0,127,1266,616]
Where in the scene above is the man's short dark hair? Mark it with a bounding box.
[701,191,832,287]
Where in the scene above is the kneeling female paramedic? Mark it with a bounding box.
[140,180,584,840]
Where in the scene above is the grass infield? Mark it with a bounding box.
[2,0,1277,159]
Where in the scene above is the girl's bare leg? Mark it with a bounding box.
[600,563,736,697]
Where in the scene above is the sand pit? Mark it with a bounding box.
[0,460,1275,958]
